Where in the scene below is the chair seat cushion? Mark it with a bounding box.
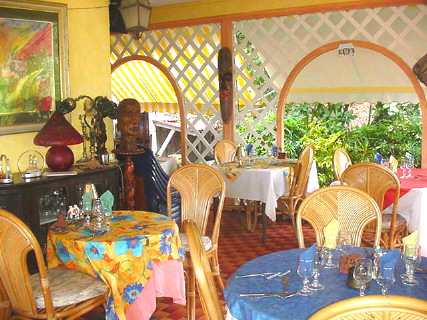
[30,266,108,309]
[179,232,212,251]
[381,213,407,229]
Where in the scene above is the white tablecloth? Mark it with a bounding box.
[214,161,319,221]
[158,157,178,175]
[383,188,427,256]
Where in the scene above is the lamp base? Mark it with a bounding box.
[46,146,74,172]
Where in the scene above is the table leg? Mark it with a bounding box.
[261,210,267,243]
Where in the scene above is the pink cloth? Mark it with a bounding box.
[125,260,186,320]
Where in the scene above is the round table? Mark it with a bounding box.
[224,248,427,320]
[47,210,185,320]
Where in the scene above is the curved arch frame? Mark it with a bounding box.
[111,55,187,165]
[277,40,427,168]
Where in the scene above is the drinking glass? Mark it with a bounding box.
[336,231,352,256]
[401,244,421,286]
[297,258,314,296]
[92,198,105,230]
[376,266,395,295]
[406,159,414,178]
[353,258,373,296]
[400,158,408,178]
[309,247,325,291]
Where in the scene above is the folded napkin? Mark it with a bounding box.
[379,249,400,272]
[246,144,254,156]
[100,190,114,214]
[323,219,339,249]
[402,230,419,246]
[374,152,383,164]
[300,243,317,261]
[389,155,398,172]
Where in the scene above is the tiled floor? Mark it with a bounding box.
[82,210,315,320]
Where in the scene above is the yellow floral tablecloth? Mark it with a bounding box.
[217,158,296,181]
[47,211,184,320]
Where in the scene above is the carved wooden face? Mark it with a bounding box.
[118,98,141,137]
[218,47,233,124]
[413,52,427,87]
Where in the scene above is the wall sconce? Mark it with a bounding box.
[338,43,355,56]
[34,111,83,172]
[119,0,152,40]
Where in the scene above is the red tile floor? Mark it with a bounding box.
[82,210,315,320]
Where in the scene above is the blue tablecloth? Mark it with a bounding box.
[224,248,427,320]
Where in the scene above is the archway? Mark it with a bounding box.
[276,40,427,167]
[111,55,187,164]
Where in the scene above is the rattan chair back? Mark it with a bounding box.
[185,220,225,320]
[214,139,237,164]
[0,209,107,320]
[341,162,405,248]
[308,295,427,320]
[167,164,226,320]
[333,148,352,180]
[276,144,315,233]
[296,185,382,248]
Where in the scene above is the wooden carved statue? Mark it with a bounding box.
[117,98,141,152]
[218,47,233,124]
[413,52,427,86]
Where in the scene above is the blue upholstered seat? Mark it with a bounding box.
[133,147,181,221]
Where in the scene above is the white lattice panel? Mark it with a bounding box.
[111,24,221,164]
[233,4,427,152]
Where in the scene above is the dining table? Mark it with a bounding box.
[383,168,427,256]
[46,210,186,320]
[224,248,427,320]
[214,158,319,240]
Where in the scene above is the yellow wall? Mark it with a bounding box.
[0,0,112,172]
[151,0,374,24]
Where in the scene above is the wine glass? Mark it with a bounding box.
[323,236,337,268]
[297,258,314,296]
[401,244,421,286]
[353,258,373,296]
[400,158,408,178]
[376,266,395,295]
[336,231,352,256]
[308,247,325,291]
[406,159,414,178]
[92,198,105,230]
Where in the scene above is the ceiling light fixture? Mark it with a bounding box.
[338,43,355,57]
[119,0,152,40]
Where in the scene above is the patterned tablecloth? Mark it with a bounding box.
[47,211,185,320]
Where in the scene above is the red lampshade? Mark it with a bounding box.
[34,111,83,171]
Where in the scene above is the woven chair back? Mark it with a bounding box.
[0,209,54,316]
[333,148,352,180]
[167,164,226,238]
[185,220,225,320]
[290,144,315,198]
[214,139,237,164]
[296,185,382,248]
[308,295,427,320]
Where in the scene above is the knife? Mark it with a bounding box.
[240,291,299,298]
[416,268,427,273]
[234,272,275,278]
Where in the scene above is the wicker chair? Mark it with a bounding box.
[296,185,382,248]
[0,209,108,320]
[332,148,352,181]
[341,162,408,249]
[166,164,226,320]
[308,295,427,320]
[184,220,225,320]
[276,144,315,234]
[214,139,237,164]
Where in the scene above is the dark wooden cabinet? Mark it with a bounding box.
[0,165,122,249]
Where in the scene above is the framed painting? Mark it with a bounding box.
[0,0,69,134]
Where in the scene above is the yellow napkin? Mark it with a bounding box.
[402,230,419,246]
[323,219,339,249]
[389,155,398,172]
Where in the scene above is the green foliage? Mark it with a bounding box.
[236,101,422,187]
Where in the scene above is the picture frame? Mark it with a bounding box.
[0,0,69,135]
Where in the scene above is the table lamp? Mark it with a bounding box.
[34,111,83,171]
